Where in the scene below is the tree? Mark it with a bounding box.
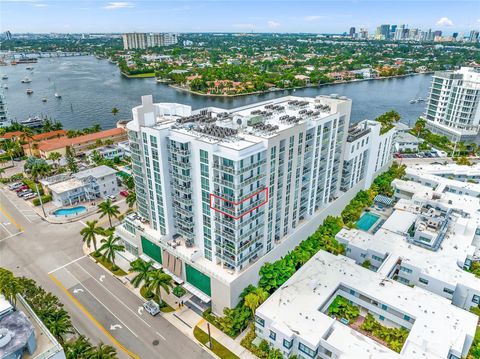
[99,234,125,271]
[86,343,118,359]
[126,190,136,209]
[243,287,269,314]
[47,151,62,168]
[0,269,23,305]
[91,150,103,166]
[111,107,119,117]
[30,161,51,182]
[98,199,120,227]
[43,309,73,344]
[129,258,154,291]
[65,146,78,173]
[64,336,92,359]
[146,269,173,305]
[80,220,105,255]
[0,167,5,179]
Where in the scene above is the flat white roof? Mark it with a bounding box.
[49,178,83,194]
[256,250,478,359]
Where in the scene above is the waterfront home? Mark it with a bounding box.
[36,128,127,158]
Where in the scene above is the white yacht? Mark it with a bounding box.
[1,75,7,80]
[21,77,31,83]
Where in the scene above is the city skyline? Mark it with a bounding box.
[1,0,479,34]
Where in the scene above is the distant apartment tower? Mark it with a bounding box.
[116,95,363,312]
[425,67,480,143]
[349,27,356,37]
[122,32,178,50]
[375,24,390,39]
[340,120,395,192]
[359,28,368,39]
[469,30,479,43]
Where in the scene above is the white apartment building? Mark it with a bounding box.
[122,33,179,50]
[337,166,480,313]
[340,120,395,192]
[115,95,395,313]
[43,165,119,207]
[424,67,480,142]
[255,250,477,359]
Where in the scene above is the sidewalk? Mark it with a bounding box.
[83,243,256,359]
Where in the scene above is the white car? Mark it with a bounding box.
[107,195,116,201]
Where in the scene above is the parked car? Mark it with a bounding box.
[23,193,37,200]
[18,190,32,197]
[15,185,28,192]
[9,183,23,190]
[107,195,116,200]
[120,190,129,197]
[143,300,160,316]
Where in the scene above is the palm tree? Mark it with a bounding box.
[0,270,23,306]
[129,258,154,291]
[99,234,125,271]
[0,167,5,179]
[243,287,269,314]
[80,220,105,256]
[43,309,73,344]
[126,190,136,209]
[47,151,62,168]
[111,107,119,117]
[92,124,102,133]
[86,343,117,359]
[146,269,173,305]
[98,199,120,227]
[64,335,92,359]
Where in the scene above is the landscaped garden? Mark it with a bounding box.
[360,313,409,353]
[327,295,360,324]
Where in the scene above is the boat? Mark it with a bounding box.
[417,97,425,102]
[26,89,33,95]
[26,66,34,71]
[409,99,417,104]
[21,77,31,83]
[54,92,61,99]
[41,97,47,102]
[11,58,38,65]
[1,75,7,80]
[3,84,8,89]
[20,116,45,128]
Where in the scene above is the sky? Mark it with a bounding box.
[0,0,479,34]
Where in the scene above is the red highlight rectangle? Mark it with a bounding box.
[209,187,268,220]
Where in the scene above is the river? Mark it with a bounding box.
[0,56,432,130]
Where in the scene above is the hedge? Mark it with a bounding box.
[33,194,52,206]
[23,178,44,195]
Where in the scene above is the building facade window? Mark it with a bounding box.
[443,287,454,295]
[255,316,265,327]
[419,278,429,285]
[283,339,292,349]
[472,295,480,304]
[269,330,276,341]
[298,342,317,358]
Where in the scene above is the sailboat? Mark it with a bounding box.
[53,82,61,98]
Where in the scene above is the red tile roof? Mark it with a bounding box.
[31,130,66,141]
[37,127,126,152]
[1,131,24,139]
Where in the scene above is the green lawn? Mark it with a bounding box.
[123,72,155,78]
[193,326,239,359]
[91,253,127,276]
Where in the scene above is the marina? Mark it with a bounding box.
[0,56,432,129]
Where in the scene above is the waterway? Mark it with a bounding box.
[0,56,432,130]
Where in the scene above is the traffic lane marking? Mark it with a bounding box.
[62,267,139,338]
[73,260,153,329]
[0,230,24,243]
[0,200,23,231]
[48,272,141,359]
[48,254,87,274]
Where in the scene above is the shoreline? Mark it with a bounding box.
[121,72,155,79]
[163,72,433,98]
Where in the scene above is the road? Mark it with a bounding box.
[0,188,211,359]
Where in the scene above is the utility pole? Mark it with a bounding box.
[207,323,212,350]
[35,183,46,218]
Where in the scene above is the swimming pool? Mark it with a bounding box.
[356,212,380,231]
[53,206,87,217]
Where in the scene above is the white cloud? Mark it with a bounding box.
[304,15,323,22]
[103,2,135,10]
[436,17,453,26]
[267,20,280,29]
[32,3,47,7]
